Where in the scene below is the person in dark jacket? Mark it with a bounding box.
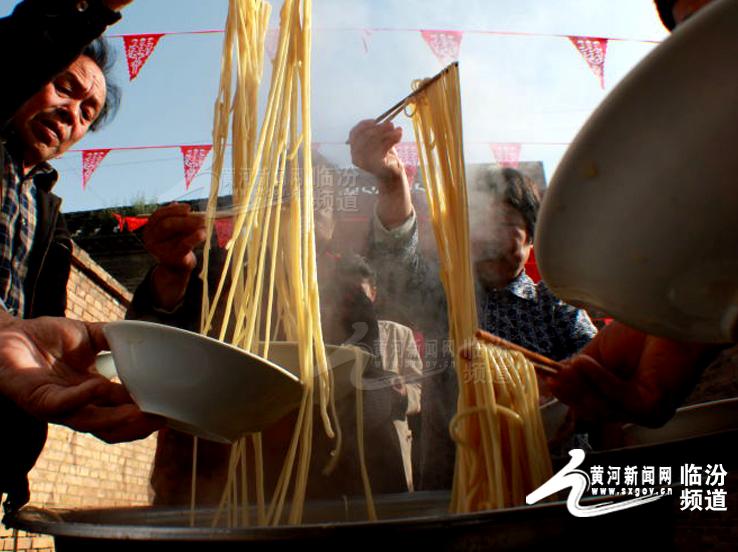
[0,0,160,513]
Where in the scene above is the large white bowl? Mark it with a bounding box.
[103,321,303,443]
[535,0,738,343]
[623,397,738,447]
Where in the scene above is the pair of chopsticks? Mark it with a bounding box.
[374,61,458,124]
[471,329,564,376]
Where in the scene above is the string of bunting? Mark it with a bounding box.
[110,27,660,87]
[103,140,553,242]
[80,144,212,189]
[76,139,568,189]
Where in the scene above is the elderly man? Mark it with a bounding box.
[0,0,160,512]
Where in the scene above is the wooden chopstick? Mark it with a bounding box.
[374,61,458,124]
[474,329,564,376]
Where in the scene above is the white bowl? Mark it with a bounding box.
[103,321,303,443]
[535,0,738,343]
[623,398,738,447]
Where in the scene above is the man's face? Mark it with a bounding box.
[672,0,714,26]
[471,202,533,289]
[11,55,106,168]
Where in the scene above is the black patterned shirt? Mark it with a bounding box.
[478,271,597,361]
[0,142,54,316]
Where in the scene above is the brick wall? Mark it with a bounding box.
[1,244,157,552]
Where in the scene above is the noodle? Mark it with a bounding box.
[194,0,373,527]
[406,63,553,513]
[194,0,340,525]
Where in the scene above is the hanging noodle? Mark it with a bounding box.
[192,0,374,527]
[406,62,553,513]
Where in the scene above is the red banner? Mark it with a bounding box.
[123,33,164,81]
[125,216,148,232]
[394,142,419,184]
[214,218,234,248]
[111,214,149,232]
[82,149,111,189]
[569,36,609,89]
[420,30,463,66]
[181,145,212,189]
[490,143,521,169]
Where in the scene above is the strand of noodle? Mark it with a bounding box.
[212,438,244,528]
[240,436,249,527]
[200,0,238,333]
[476,346,504,508]
[252,433,266,525]
[355,363,377,521]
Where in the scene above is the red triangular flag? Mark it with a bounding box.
[420,30,463,66]
[490,143,522,169]
[81,149,111,189]
[123,33,164,81]
[125,216,148,232]
[180,145,212,189]
[266,29,280,62]
[394,142,419,184]
[214,218,234,248]
[569,36,609,89]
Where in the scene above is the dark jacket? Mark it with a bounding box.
[0,0,121,512]
[0,142,70,512]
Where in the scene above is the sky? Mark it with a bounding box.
[1,0,669,213]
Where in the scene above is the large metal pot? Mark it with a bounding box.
[7,490,674,551]
[9,399,738,551]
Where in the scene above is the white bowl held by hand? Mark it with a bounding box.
[103,321,303,443]
[535,0,738,343]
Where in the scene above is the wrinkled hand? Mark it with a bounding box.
[348,119,413,229]
[549,321,714,427]
[0,316,162,443]
[348,119,405,189]
[143,203,206,310]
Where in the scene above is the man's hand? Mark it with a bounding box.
[348,119,413,229]
[548,321,714,427]
[143,203,206,310]
[0,316,162,443]
[348,119,404,183]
